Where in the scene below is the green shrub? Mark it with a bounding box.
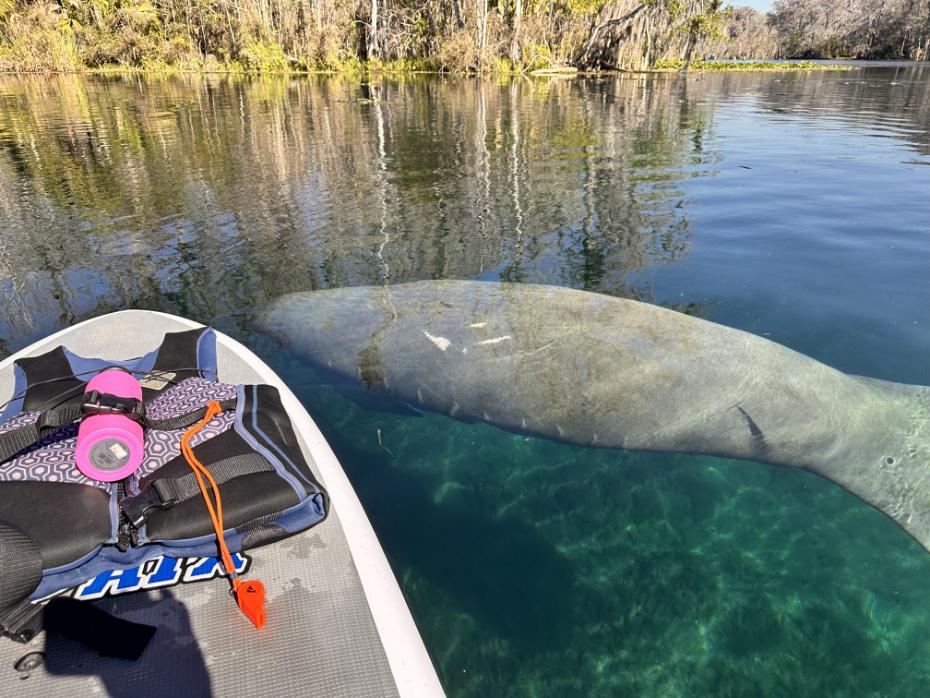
[239,40,291,72]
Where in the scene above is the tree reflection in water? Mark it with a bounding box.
[0,73,724,351]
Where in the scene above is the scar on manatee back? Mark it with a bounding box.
[737,406,770,456]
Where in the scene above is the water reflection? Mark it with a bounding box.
[0,69,928,357]
[0,73,723,352]
[755,66,930,154]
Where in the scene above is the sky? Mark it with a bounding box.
[737,0,774,11]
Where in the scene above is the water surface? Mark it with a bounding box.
[1,68,929,695]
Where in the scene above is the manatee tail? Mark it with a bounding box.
[806,377,930,552]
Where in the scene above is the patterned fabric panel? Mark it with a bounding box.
[146,378,237,421]
[136,412,236,480]
[0,410,40,434]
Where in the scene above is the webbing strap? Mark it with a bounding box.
[152,453,273,505]
[0,599,43,643]
[121,452,273,527]
[0,403,83,464]
[0,398,238,466]
[144,398,238,431]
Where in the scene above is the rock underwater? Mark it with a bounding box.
[259,281,930,550]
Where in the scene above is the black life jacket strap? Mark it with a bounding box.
[143,397,238,432]
[0,398,239,467]
[121,452,274,527]
[0,402,84,465]
[0,599,44,643]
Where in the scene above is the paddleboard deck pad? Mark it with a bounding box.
[0,310,442,697]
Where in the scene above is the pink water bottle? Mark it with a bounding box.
[75,369,145,482]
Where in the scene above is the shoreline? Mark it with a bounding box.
[0,60,857,78]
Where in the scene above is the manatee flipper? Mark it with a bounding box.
[259,281,930,551]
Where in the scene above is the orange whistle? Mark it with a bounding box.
[235,579,267,629]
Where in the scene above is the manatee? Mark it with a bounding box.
[259,280,930,550]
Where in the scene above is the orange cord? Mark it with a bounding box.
[181,401,266,628]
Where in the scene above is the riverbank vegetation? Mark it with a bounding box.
[0,1,927,74]
[769,0,930,60]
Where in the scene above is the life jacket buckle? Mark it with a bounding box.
[81,390,146,424]
[120,485,179,529]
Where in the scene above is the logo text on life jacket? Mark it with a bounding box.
[63,553,251,601]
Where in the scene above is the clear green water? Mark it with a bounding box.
[1,69,929,695]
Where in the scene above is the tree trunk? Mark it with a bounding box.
[224,1,238,54]
[682,30,696,70]
[510,0,523,65]
[185,0,202,59]
[477,0,488,70]
[369,0,379,60]
[576,3,648,70]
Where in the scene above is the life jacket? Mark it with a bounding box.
[0,327,328,640]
